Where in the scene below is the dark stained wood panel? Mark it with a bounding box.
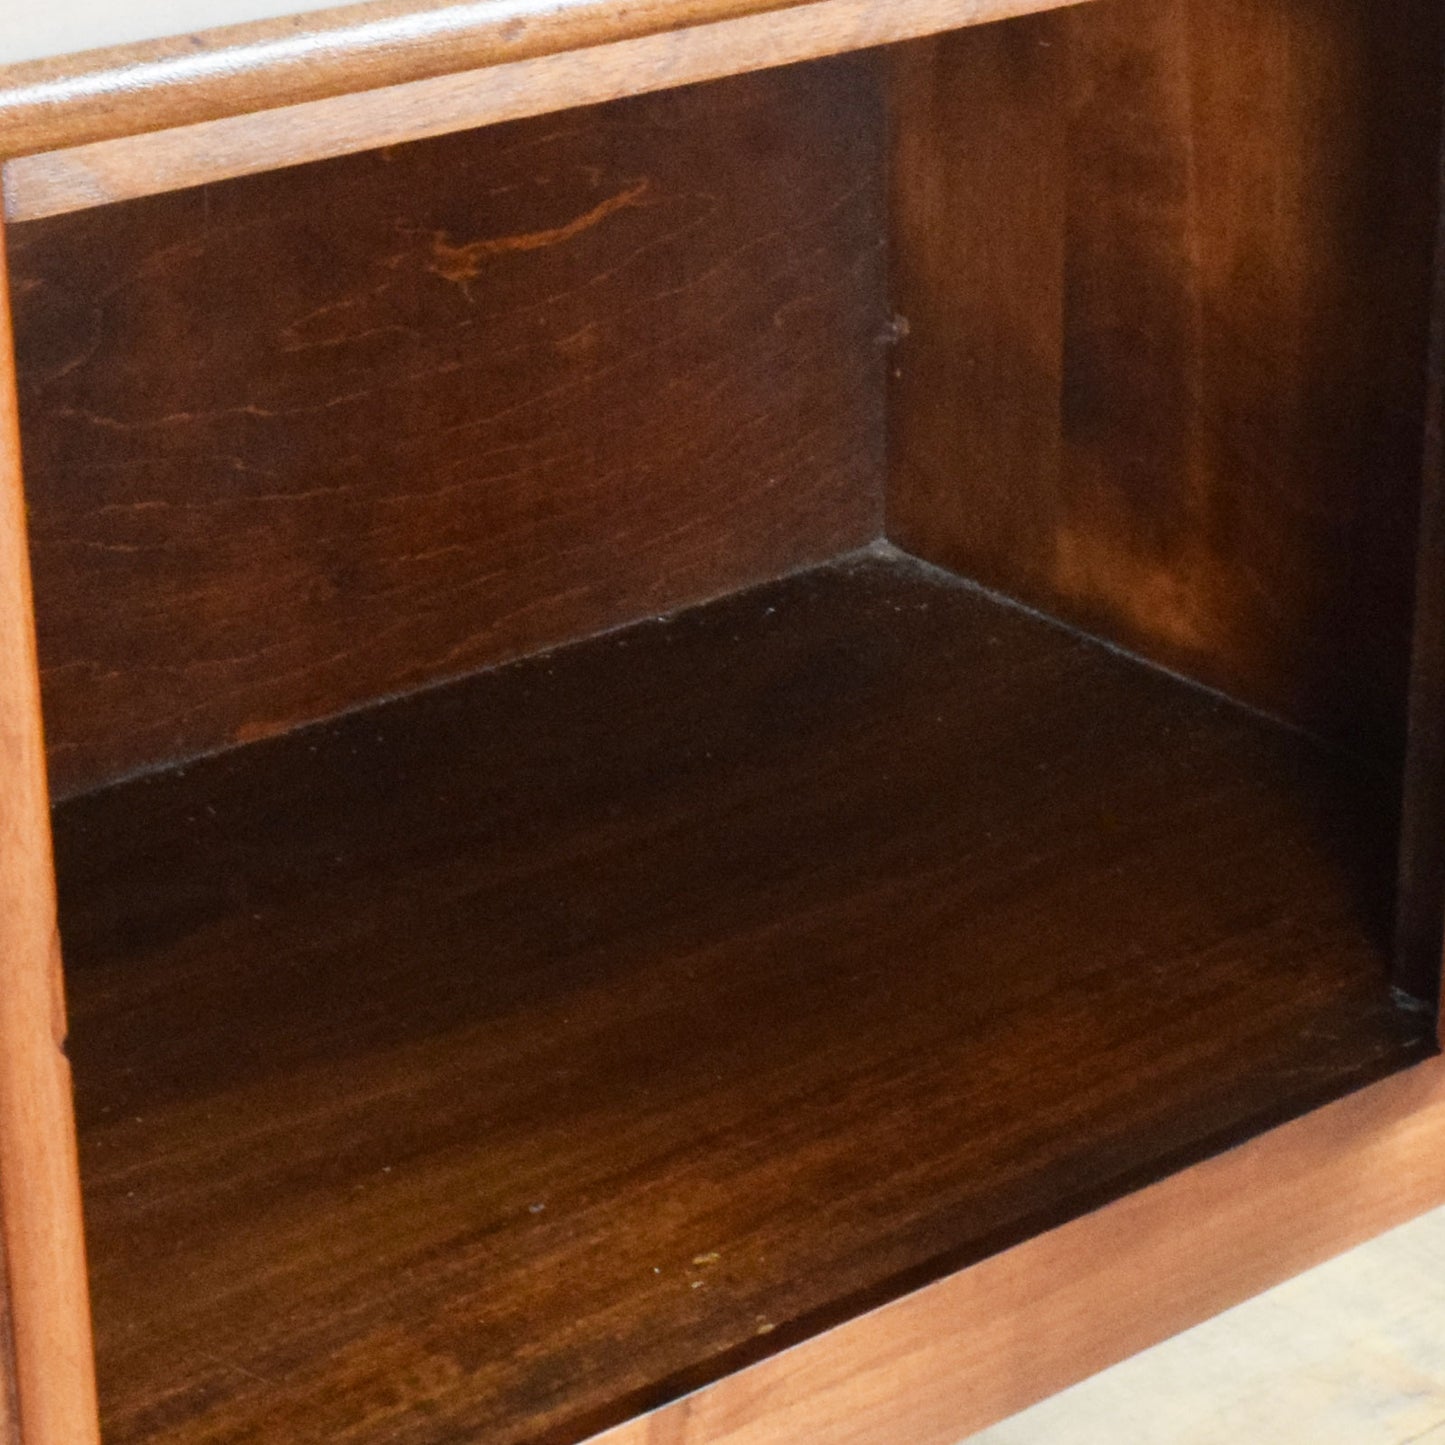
[55,551,1428,1445]
[887,0,1443,761]
[10,55,887,800]
[0,1238,16,1445]
[1396,119,1445,1013]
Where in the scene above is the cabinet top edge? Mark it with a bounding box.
[0,0,813,159]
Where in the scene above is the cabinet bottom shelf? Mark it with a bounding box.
[54,548,1432,1445]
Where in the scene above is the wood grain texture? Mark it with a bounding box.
[0,0,812,158]
[55,551,1428,1445]
[1396,113,1445,1014]
[0,0,1096,168]
[2,0,1090,220]
[10,58,886,800]
[0,223,100,1445]
[591,1053,1445,1445]
[0,1195,18,1445]
[887,0,1443,761]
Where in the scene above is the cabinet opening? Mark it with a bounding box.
[8,1,1443,1441]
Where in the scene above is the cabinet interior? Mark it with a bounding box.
[8,0,1445,1440]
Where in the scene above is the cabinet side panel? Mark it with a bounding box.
[10,55,888,799]
[0,222,99,1445]
[1396,112,1445,1014]
[888,0,1443,760]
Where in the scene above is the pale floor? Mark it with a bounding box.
[963,1206,1445,1444]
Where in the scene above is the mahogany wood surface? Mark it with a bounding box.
[0,0,814,158]
[592,1053,1445,1445]
[1397,117,1445,1013]
[10,58,886,800]
[0,1252,15,1445]
[1,0,1089,222]
[887,0,1443,762]
[0,223,100,1445]
[0,0,1090,166]
[55,551,1430,1445]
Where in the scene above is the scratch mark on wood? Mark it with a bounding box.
[428,179,651,287]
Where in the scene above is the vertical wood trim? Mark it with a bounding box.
[0,221,99,1445]
[1397,96,1445,1019]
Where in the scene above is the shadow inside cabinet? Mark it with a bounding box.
[4,0,1442,1440]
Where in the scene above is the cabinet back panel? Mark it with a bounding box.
[10,54,888,800]
[888,0,1442,760]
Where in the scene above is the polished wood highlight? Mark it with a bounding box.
[592,1054,1445,1445]
[56,552,1429,1445]
[2,0,1088,221]
[887,0,1443,760]
[0,0,816,157]
[0,223,100,1445]
[11,60,886,799]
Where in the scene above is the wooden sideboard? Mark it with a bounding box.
[3,2,1445,1442]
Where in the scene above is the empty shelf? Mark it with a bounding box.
[54,549,1432,1445]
